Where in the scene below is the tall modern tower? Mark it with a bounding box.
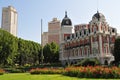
[1,6,17,36]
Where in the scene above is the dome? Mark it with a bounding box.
[61,11,72,26]
[92,11,105,21]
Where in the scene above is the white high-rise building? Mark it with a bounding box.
[1,6,17,36]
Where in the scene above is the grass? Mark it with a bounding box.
[0,73,119,80]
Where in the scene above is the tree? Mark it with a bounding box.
[43,43,51,63]
[50,42,59,63]
[43,42,59,63]
[0,29,18,65]
[0,29,42,66]
[17,38,41,65]
[113,38,120,63]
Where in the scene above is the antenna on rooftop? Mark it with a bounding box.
[97,0,99,11]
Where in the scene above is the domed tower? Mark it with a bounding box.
[89,11,115,65]
[60,11,73,43]
[89,11,108,34]
[61,11,72,26]
[92,11,106,23]
[59,11,73,62]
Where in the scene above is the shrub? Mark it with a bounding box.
[63,66,120,78]
[10,68,23,73]
[4,68,24,73]
[0,69,5,75]
[74,58,100,67]
[29,66,120,78]
[81,58,100,66]
[63,67,78,77]
[30,68,63,74]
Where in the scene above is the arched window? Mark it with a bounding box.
[75,49,78,56]
[110,46,114,54]
[79,48,82,56]
[84,29,86,35]
[84,47,87,56]
[72,49,74,56]
[94,26,97,34]
[80,31,81,36]
[88,28,90,33]
[112,29,115,33]
[77,49,79,56]
[82,48,84,56]
[76,32,78,37]
[101,26,102,30]
[82,29,84,36]
[88,47,90,56]
[104,45,108,54]
[104,46,106,53]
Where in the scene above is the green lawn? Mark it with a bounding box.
[0,73,119,80]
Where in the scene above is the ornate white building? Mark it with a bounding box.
[59,11,117,65]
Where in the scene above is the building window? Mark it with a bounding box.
[75,49,78,56]
[82,48,84,56]
[67,36,70,40]
[88,28,90,33]
[94,26,97,34]
[84,29,86,35]
[104,46,106,53]
[104,45,108,54]
[79,31,81,36]
[76,32,78,37]
[72,50,74,56]
[72,34,74,38]
[79,48,81,56]
[92,48,98,55]
[112,29,115,33]
[84,48,86,56]
[88,48,90,56]
[82,29,84,36]
[110,46,114,54]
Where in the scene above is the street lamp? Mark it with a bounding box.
[41,19,44,64]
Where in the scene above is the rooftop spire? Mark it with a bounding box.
[97,10,99,13]
[65,11,67,18]
[61,11,72,26]
[97,0,99,12]
[96,11,100,21]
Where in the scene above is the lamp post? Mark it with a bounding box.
[41,19,44,64]
[67,42,70,66]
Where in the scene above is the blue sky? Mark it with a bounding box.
[0,0,120,43]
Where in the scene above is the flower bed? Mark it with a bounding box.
[30,68,63,74]
[0,69,5,75]
[63,66,120,78]
[29,66,120,78]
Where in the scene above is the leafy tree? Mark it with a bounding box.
[0,29,41,66]
[0,29,18,65]
[31,41,41,65]
[17,38,41,65]
[43,43,51,63]
[50,42,59,63]
[113,38,120,63]
[43,42,59,63]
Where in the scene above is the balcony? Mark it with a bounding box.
[102,53,113,58]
